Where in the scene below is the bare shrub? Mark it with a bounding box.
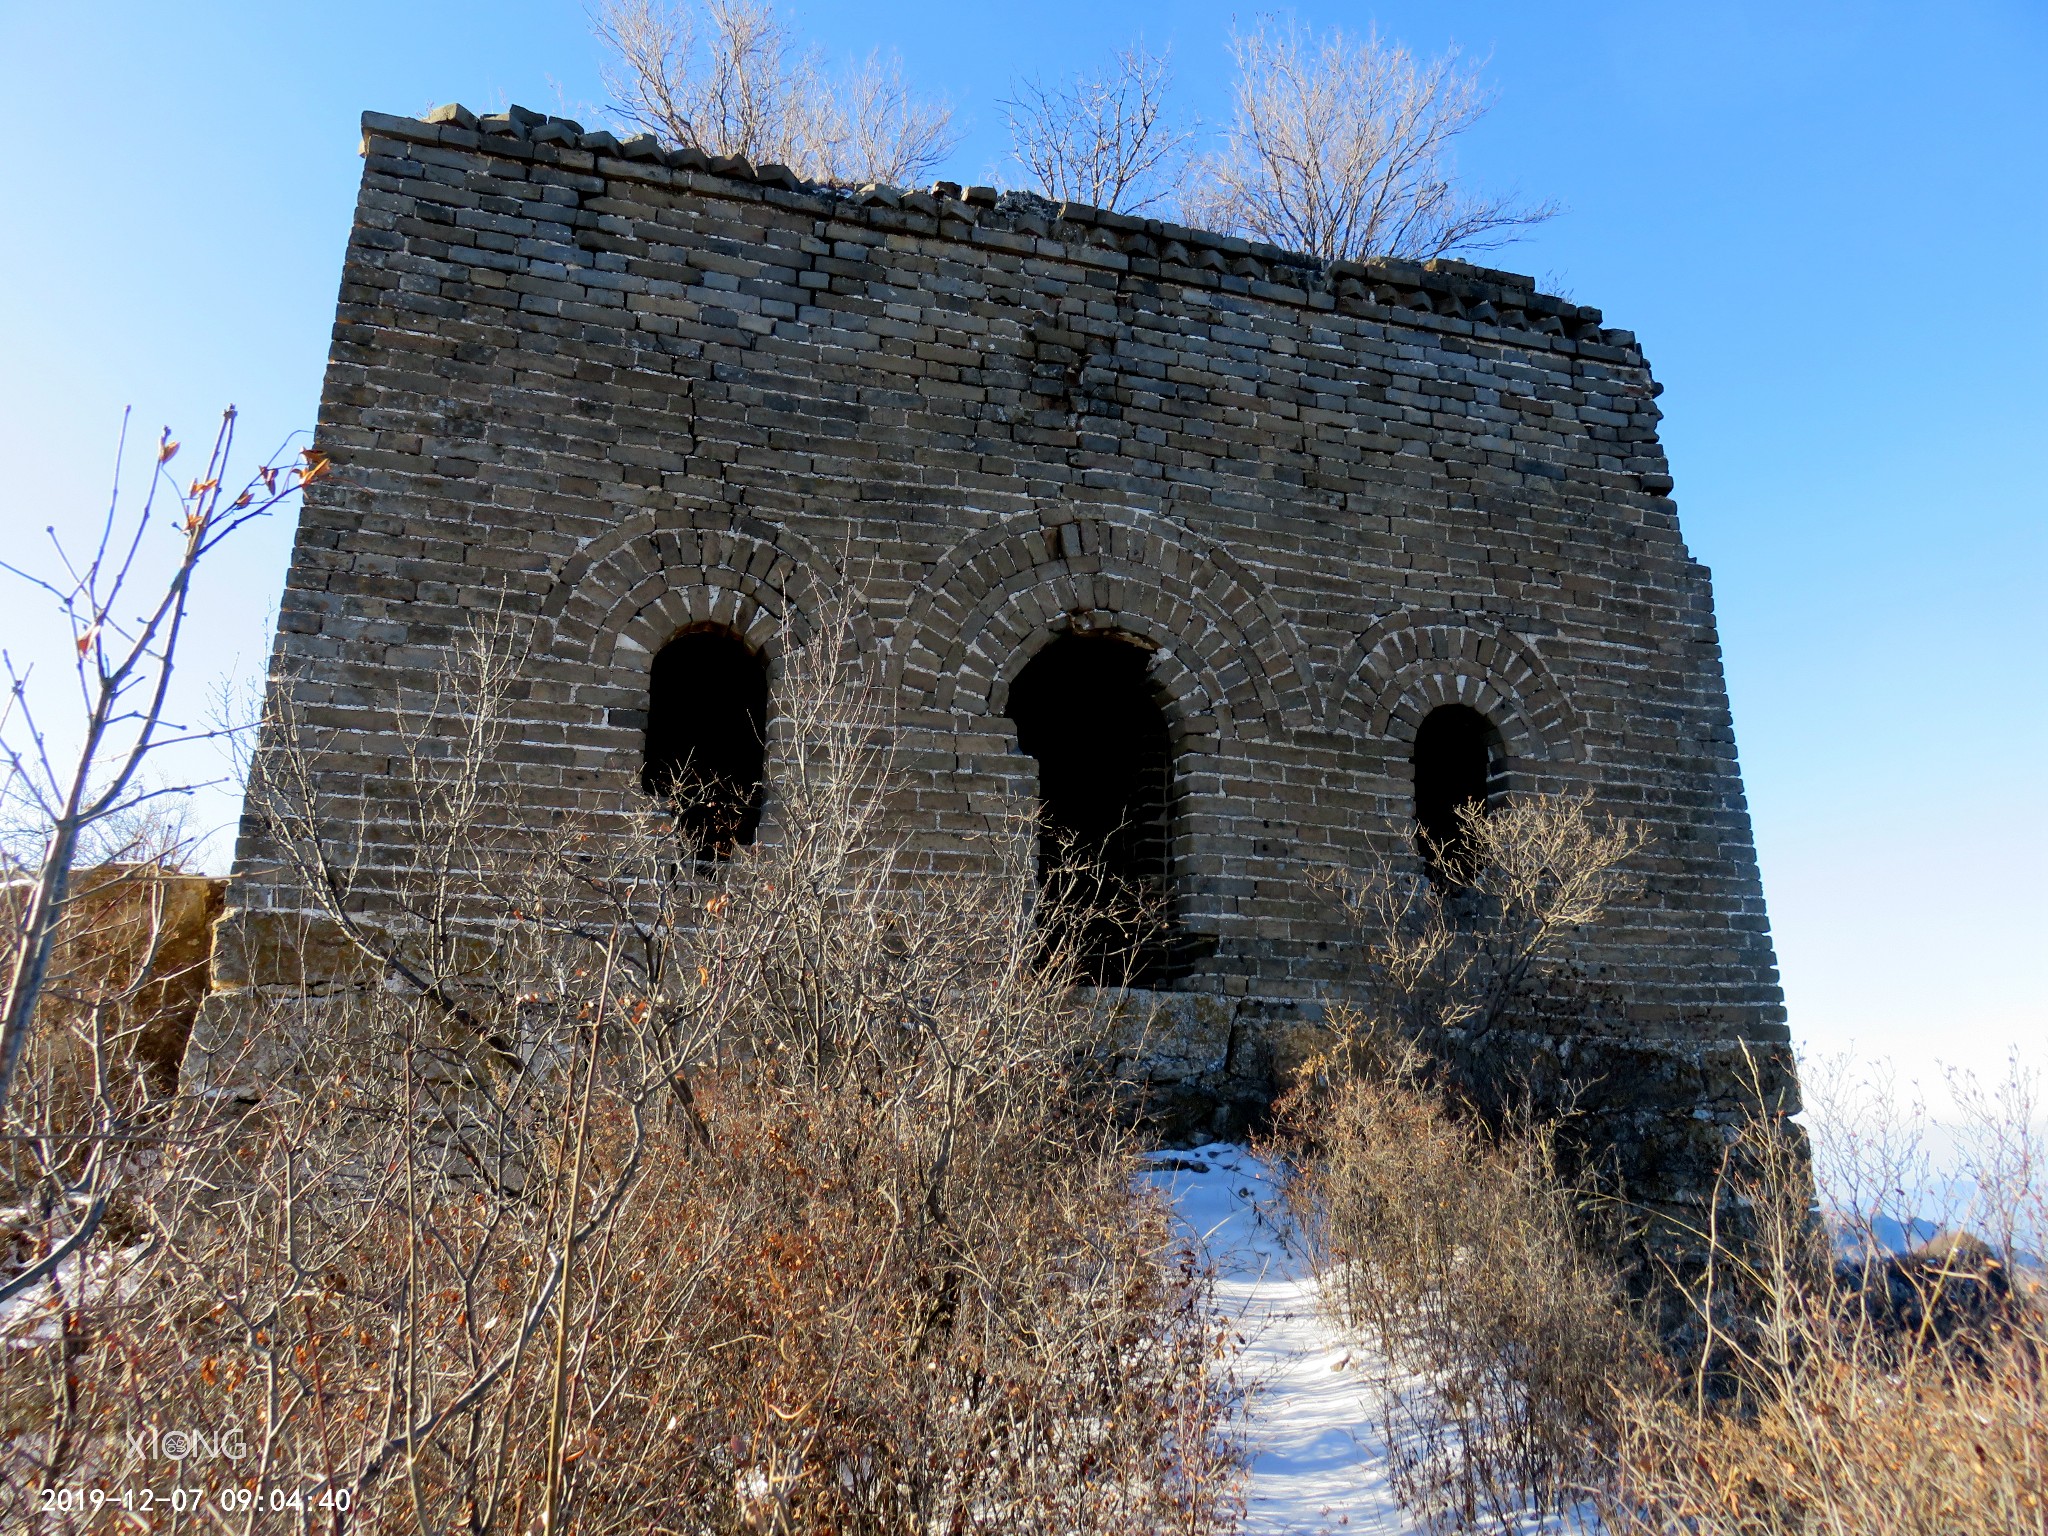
[0,613,1242,1532]
[1282,1029,1649,1531]
[1286,1039,2048,1535]
[596,0,958,187]
[1280,788,2046,1536]
[1314,794,1643,1116]
[1002,42,1195,214]
[1597,1066,2048,1536]
[1192,20,1555,262]
[1,407,313,1121]
[0,407,309,1424]
[1277,794,1653,1531]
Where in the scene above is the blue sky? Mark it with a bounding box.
[1,0,2042,1085]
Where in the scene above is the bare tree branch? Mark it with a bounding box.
[1193,20,1556,262]
[594,0,958,187]
[0,408,316,1117]
[821,49,958,188]
[1001,42,1194,214]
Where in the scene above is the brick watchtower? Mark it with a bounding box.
[192,105,1794,1216]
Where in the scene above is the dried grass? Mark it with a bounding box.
[0,617,1243,1533]
[1600,1072,2048,1536]
[1278,1030,1650,1532]
[1283,796,2047,1536]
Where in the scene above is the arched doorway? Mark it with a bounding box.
[641,628,769,859]
[1411,703,1502,878]
[1007,631,1176,985]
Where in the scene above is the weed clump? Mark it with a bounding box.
[1281,796,2047,1535]
[0,617,1244,1534]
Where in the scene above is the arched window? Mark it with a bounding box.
[1412,704,1501,876]
[641,628,768,859]
[1007,631,1175,985]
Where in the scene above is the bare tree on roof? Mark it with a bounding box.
[1001,42,1196,215]
[1192,19,1556,263]
[595,0,957,188]
[822,50,960,189]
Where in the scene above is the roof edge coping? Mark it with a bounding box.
[368,106,1634,353]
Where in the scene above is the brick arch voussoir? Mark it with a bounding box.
[941,577,1255,734]
[890,510,1317,732]
[1333,612,1582,764]
[540,507,860,672]
[604,570,788,667]
[982,602,1227,719]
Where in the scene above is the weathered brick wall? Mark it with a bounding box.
[200,105,1791,1208]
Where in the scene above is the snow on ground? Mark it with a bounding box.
[1141,1142,1415,1536]
[0,1236,147,1348]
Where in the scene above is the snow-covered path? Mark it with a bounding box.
[1142,1143,1414,1536]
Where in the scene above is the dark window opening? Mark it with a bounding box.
[1413,704,1501,878]
[1007,631,1187,987]
[642,628,768,860]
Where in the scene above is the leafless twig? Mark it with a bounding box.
[595,0,957,186]
[0,407,317,1117]
[1193,20,1556,262]
[1002,42,1194,214]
